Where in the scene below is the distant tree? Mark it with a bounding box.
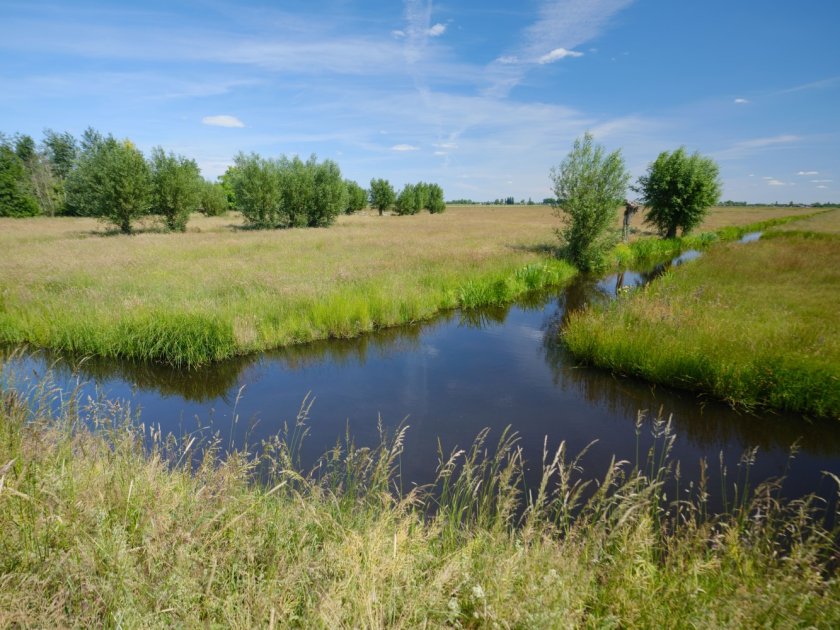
[426,183,446,213]
[0,142,40,217]
[229,152,283,228]
[635,147,721,238]
[13,134,36,164]
[550,132,629,271]
[198,180,230,216]
[65,135,151,233]
[64,128,107,217]
[27,151,62,216]
[42,129,77,180]
[344,179,367,214]
[394,183,420,215]
[543,198,556,205]
[307,156,347,227]
[148,147,204,231]
[369,178,395,216]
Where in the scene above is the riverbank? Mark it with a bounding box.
[564,210,840,418]
[0,205,816,367]
[1,375,837,627]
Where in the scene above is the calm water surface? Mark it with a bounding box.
[5,245,839,509]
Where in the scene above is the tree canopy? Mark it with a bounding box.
[636,148,721,238]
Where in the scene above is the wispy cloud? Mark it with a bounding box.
[713,134,800,160]
[391,144,419,151]
[811,179,832,183]
[797,170,818,175]
[767,179,788,186]
[485,0,634,95]
[202,115,245,128]
[538,48,584,64]
[816,185,828,189]
[734,98,749,104]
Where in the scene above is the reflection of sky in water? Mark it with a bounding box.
[3,234,837,510]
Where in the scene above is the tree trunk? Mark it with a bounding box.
[666,225,677,239]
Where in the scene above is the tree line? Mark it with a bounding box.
[0,129,446,233]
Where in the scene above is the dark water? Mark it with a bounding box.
[4,242,839,510]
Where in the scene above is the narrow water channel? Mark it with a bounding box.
[4,236,838,510]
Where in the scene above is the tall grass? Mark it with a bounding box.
[565,231,840,417]
[1,370,838,627]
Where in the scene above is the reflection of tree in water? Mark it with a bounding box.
[10,348,257,403]
[539,290,840,457]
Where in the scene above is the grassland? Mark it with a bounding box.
[564,209,840,418]
[0,205,816,367]
[1,372,838,627]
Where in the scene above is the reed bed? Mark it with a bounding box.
[0,369,838,627]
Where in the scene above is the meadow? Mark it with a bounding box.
[564,209,840,418]
[0,204,816,367]
[1,371,837,627]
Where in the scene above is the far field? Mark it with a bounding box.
[0,205,820,366]
[564,209,840,418]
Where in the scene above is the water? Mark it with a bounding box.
[4,240,838,510]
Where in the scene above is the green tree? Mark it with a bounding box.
[308,157,347,227]
[550,132,630,271]
[198,180,230,216]
[636,147,722,238]
[65,135,151,233]
[394,183,420,215]
[344,179,367,214]
[42,129,77,181]
[148,147,203,231]
[0,143,40,217]
[426,183,446,214]
[369,178,395,216]
[229,152,283,228]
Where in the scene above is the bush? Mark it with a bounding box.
[231,153,348,229]
[198,180,230,216]
[394,183,421,215]
[65,133,151,233]
[551,132,629,271]
[369,178,395,216]
[0,144,40,217]
[636,147,721,238]
[344,179,367,214]
[149,147,203,231]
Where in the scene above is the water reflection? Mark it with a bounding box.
[2,237,837,508]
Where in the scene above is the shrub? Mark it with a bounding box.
[198,180,230,216]
[149,147,204,231]
[344,179,367,214]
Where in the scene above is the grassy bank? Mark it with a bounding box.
[564,218,840,417]
[1,374,838,627]
[0,205,815,367]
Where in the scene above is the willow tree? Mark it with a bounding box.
[551,133,629,270]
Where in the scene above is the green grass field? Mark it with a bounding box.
[564,209,840,417]
[0,205,817,367]
[1,372,837,627]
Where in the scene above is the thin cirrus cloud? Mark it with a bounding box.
[797,170,818,175]
[734,98,749,104]
[391,144,419,152]
[202,115,245,128]
[428,23,446,37]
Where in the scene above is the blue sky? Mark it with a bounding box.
[2,0,838,203]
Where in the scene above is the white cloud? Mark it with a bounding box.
[797,170,818,175]
[811,179,832,183]
[391,144,418,151]
[428,23,446,37]
[817,185,828,189]
[434,142,458,149]
[767,179,787,186]
[734,98,749,104]
[391,29,406,38]
[496,55,519,65]
[202,115,245,128]
[538,47,584,64]
[762,176,773,180]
